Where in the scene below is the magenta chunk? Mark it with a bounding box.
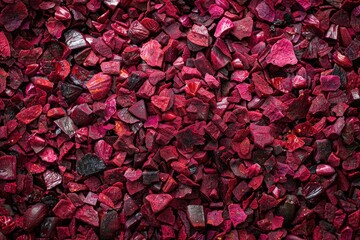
[128,100,147,120]
[75,205,100,227]
[320,75,341,91]
[316,164,335,176]
[207,210,224,226]
[187,25,210,48]
[0,155,16,180]
[228,204,247,227]
[255,2,275,22]
[43,170,62,190]
[23,203,47,231]
[140,40,164,68]
[266,38,298,67]
[86,73,112,100]
[0,32,10,57]
[145,194,173,213]
[232,17,253,40]
[214,17,234,38]
[250,124,274,148]
[54,116,78,137]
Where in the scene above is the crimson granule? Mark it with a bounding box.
[0,0,360,239]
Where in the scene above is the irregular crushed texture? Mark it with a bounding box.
[1,0,360,239]
[76,154,106,177]
[266,38,298,67]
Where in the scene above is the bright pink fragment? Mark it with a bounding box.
[100,61,120,75]
[228,204,247,227]
[257,214,284,230]
[140,40,164,67]
[232,17,253,40]
[145,194,173,213]
[296,0,311,10]
[316,164,335,176]
[266,38,298,67]
[285,134,305,152]
[231,70,249,82]
[46,18,66,39]
[214,17,234,38]
[124,168,143,182]
[43,170,62,190]
[86,73,112,100]
[187,25,210,47]
[39,147,58,163]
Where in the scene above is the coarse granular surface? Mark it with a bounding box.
[0,0,360,239]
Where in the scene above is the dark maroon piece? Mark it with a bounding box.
[76,154,106,176]
[1,0,360,239]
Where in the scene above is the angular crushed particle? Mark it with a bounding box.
[75,205,100,227]
[232,17,253,40]
[250,123,274,148]
[186,205,205,228]
[76,153,106,176]
[16,105,43,124]
[320,75,341,91]
[0,1,28,32]
[145,194,173,213]
[140,40,164,67]
[0,155,16,180]
[228,204,247,227]
[266,38,298,67]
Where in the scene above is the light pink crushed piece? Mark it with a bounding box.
[232,17,253,40]
[228,204,247,227]
[140,40,164,68]
[266,38,298,67]
[214,17,234,38]
[145,194,173,213]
